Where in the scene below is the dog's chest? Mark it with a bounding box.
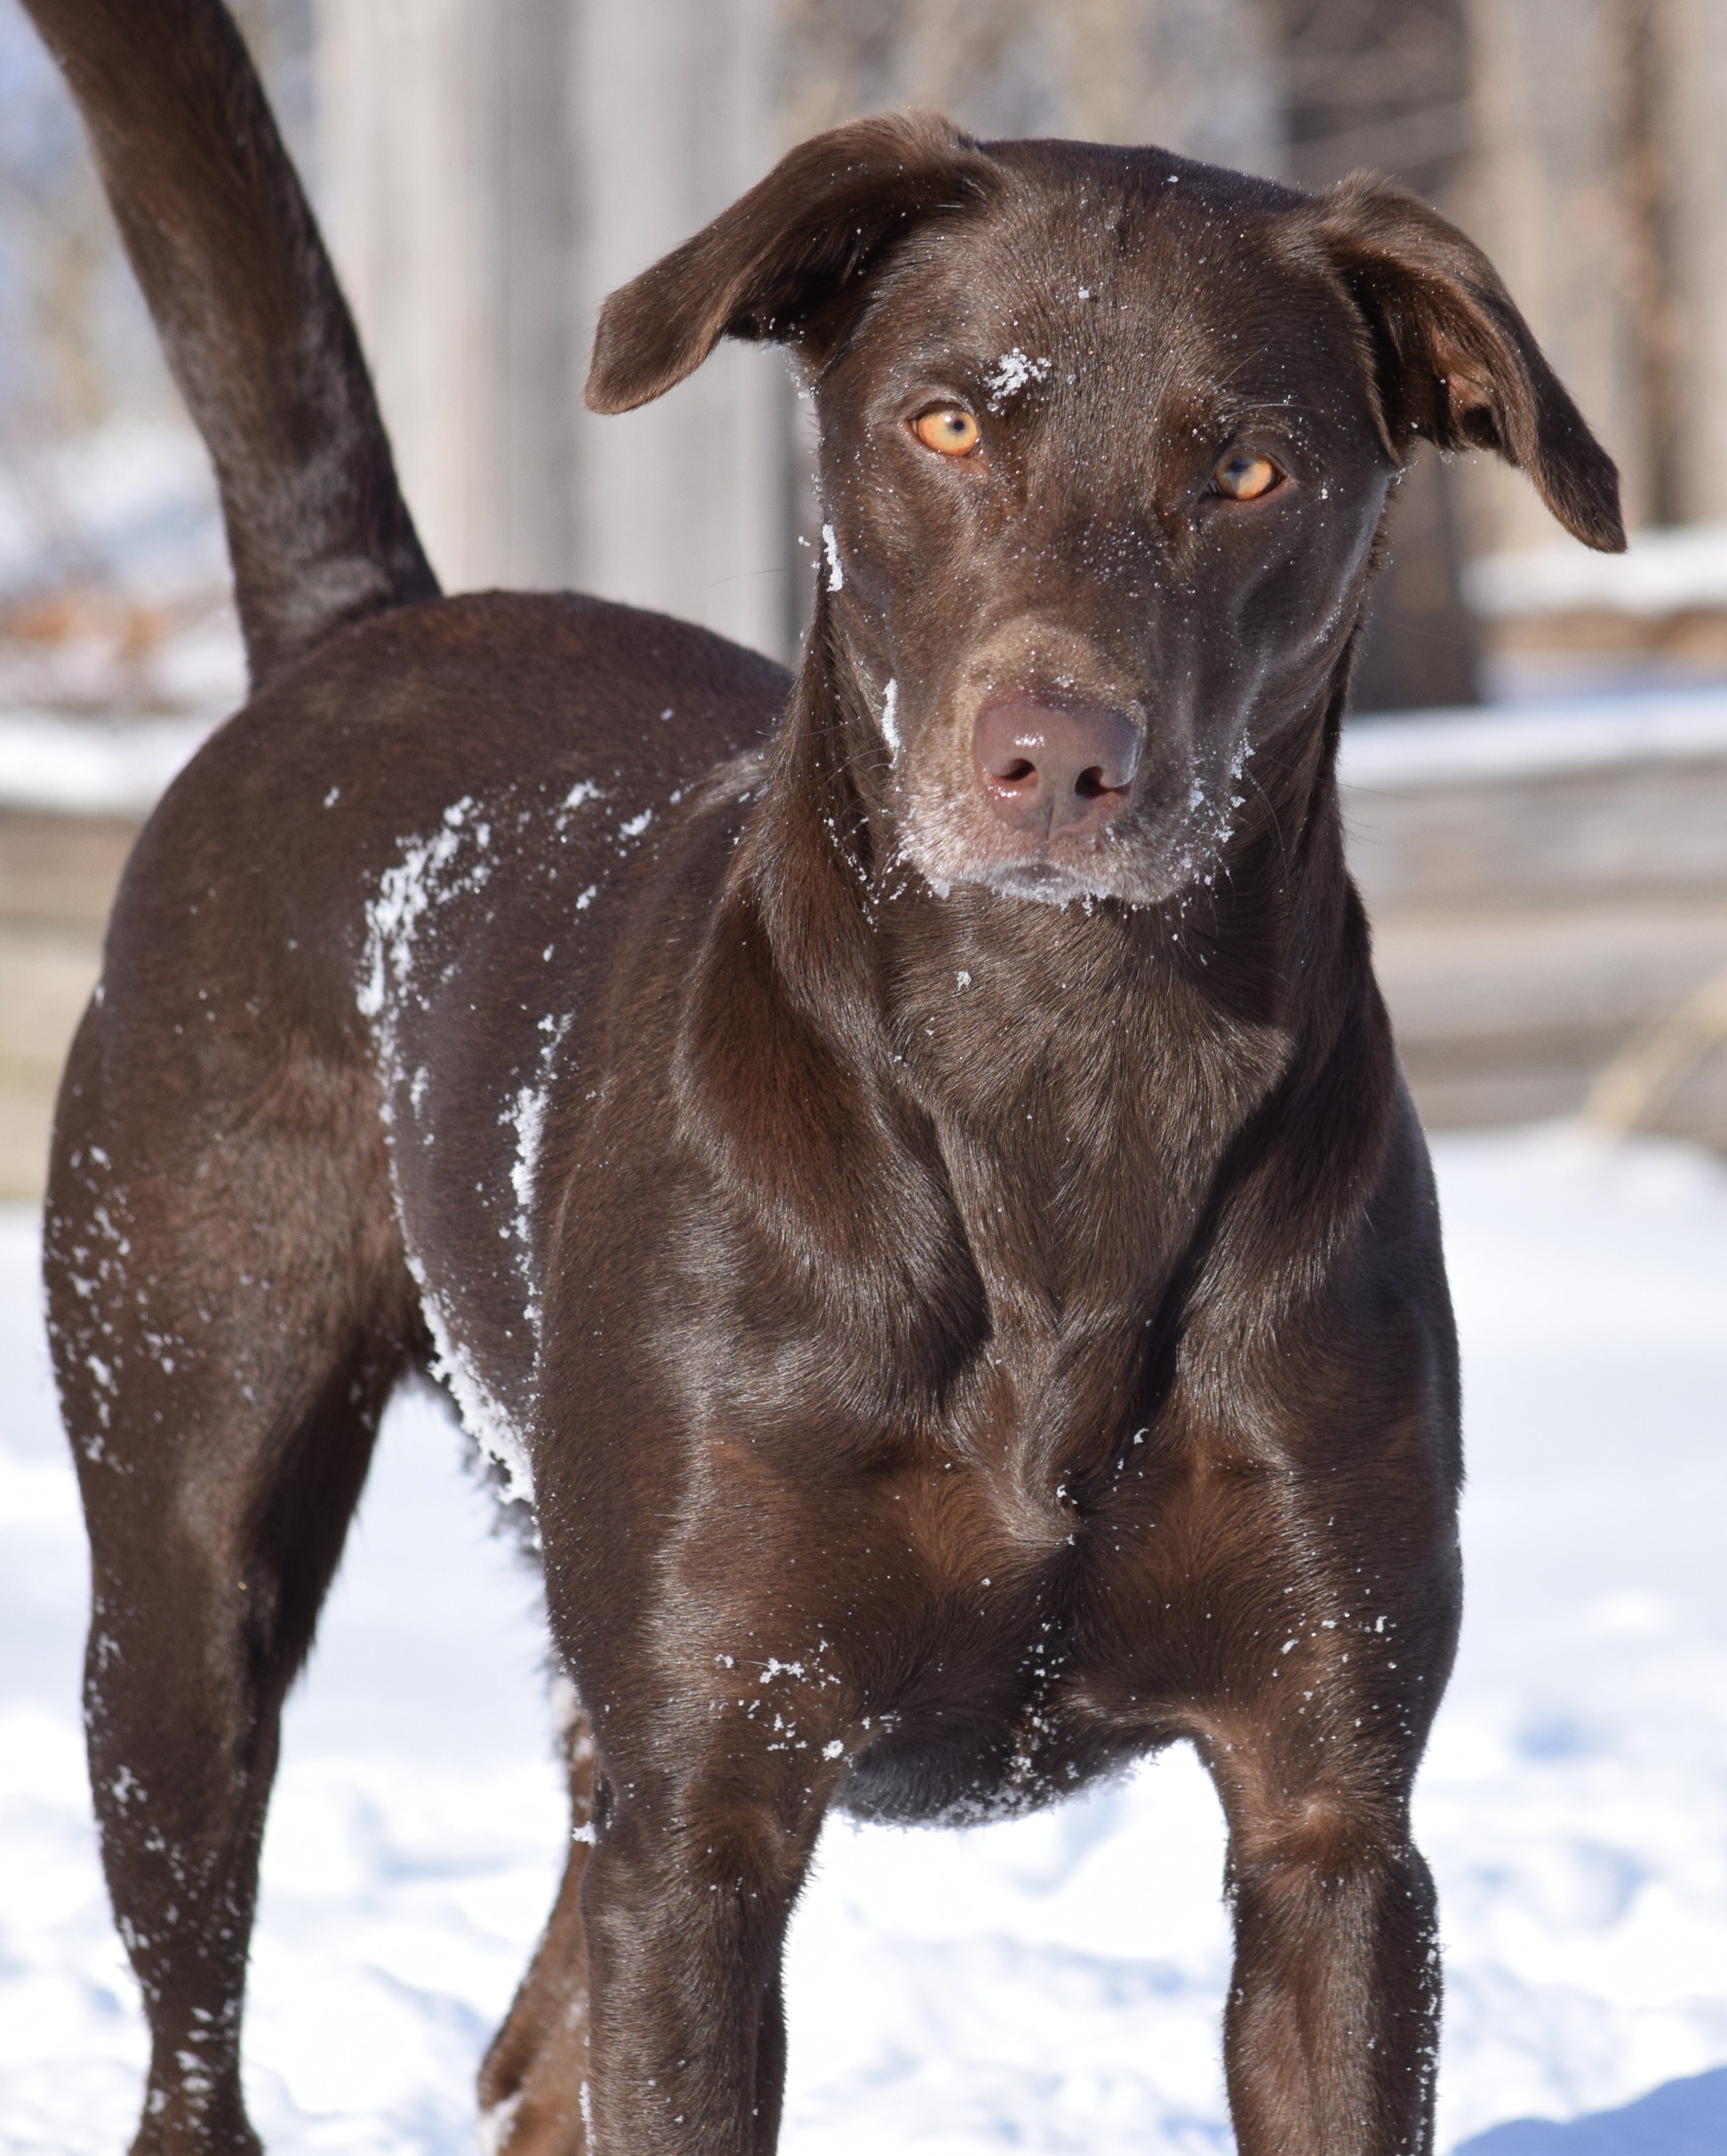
[820,1418,1191,1826]
[894,937,1292,1298]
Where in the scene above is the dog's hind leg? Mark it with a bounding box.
[477,1687,598,2154]
[45,1012,415,2155]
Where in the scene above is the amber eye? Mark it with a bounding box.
[913,407,981,457]
[1213,449,1281,500]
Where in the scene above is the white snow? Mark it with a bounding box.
[0,420,228,606]
[1468,521,1727,620]
[822,524,844,593]
[356,802,477,1023]
[503,1012,573,1337]
[0,415,247,720]
[355,800,534,1507]
[2,1124,1726,2153]
[984,349,1052,410]
[880,678,900,757]
[0,706,219,816]
[1340,681,1727,792]
[403,1245,536,1511]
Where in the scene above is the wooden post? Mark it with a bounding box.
[1277,0,1480,710]
[780,0,1280,168]
[566,0,789,656]
[1462,0,1650,553]
[1662,0,1727,527]
[317,0,789,654]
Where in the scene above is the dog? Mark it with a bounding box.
[28,1,1624,2149]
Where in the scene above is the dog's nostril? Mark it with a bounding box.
[998,758,1036,785]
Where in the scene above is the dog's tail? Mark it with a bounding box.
[23,0,439,691]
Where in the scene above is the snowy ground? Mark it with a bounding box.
[4,1124,1726,2155]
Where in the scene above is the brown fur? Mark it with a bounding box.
[27,4,1624,2151]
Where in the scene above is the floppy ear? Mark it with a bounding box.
[1302,174,1625,552]
[585,111,995,414]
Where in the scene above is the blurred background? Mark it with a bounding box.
[1,0,1725,1198]
[5,15,1727,2151]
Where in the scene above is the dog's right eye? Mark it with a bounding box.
[912,408,981,457]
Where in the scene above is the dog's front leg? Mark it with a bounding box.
[1210,1759,1441,2156]
[1139,1469,1455,2154]
[578,1759,823,2155]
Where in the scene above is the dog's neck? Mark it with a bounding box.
[679,614,1383,1353]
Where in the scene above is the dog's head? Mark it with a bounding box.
[589,116,1621,908]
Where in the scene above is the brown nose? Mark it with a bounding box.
[973,700,1141,835]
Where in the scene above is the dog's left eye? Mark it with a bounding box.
[1213,450,1282,500]
[912,408,981,457]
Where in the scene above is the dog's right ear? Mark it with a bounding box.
[586,113,995,414]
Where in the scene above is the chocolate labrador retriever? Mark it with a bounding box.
[28,1,1624,2150]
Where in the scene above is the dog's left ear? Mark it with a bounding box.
[1302,174,1625,551]
[586,112,996,415]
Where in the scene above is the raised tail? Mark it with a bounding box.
[21,0,439,691]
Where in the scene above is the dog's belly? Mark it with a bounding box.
[835,1666,1159,1828]
[838,1728,1124,1826]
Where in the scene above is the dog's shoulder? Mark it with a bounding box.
[98,591,787,1036]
